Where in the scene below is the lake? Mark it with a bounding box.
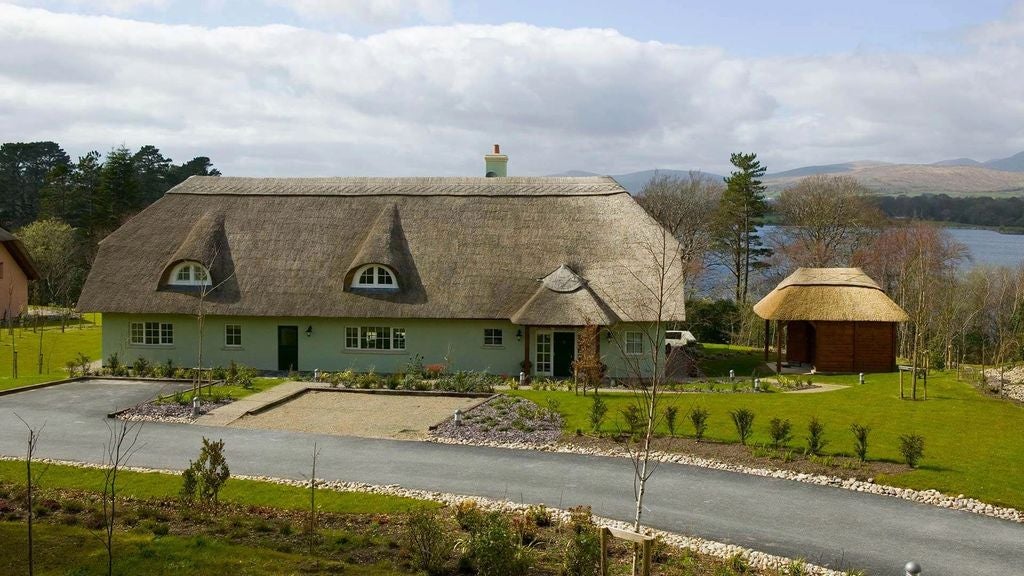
[946,228,1024,267]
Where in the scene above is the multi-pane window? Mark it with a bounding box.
[353,265,397,289]
[625,331,644,355]
[169,261,212,286]
[130,321,173,345]
[345,326,405,350]
[535,333,552,374]
[484,328,503,346]
[225,324,242,347]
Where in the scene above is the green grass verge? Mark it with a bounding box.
[0,316,102,392]
[0,522,403,576]
[695,343,774,377]
[512,370,1024,510]
[0,460,433,515]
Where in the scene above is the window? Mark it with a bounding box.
[535,333,552,374]
[130,321,173,345]
[352,265,398,289]
[345,326,405,350]
[225,324,242,347]
[168,261,212,287]
[625,331,644,356]
[484,328,503,347]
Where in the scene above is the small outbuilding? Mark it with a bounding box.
[753,268,908,373]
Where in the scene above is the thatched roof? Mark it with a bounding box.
[0,227,39,280]
[79,176,685,324]
[753,267,908,322]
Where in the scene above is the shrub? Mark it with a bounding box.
[727,552,750,574]
[210,366,227,381]
[769,417,792,449]
[106,353,125,376]
[899,433,925,468]
[689,406,710,441]
[664,405,679,437]
[404,354,426,378]
[524,504,552,528]
[468,512,533,576]
[355,371,382,389]
[454,499,484,532]
[850,423,871,462]
[435,371,498,393]
[589,395,608,433]
[806,417,827,456]
[730,408,755,445]
[620,405,643,438]
[404,507,454,575]
[180,437,231,505]
[562,506,600,576]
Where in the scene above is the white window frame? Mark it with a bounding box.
[352,264,399,289]
[625,331,644,356]
[130,321,174,346]
[344,325,406,350]
[225,324,242,347]
[483,328,503,347]
[168,261,212,287]
[535,331,552,375]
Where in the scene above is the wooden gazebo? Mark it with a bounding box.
[753,268,909,373]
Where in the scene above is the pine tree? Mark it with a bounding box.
[714,152,771,303]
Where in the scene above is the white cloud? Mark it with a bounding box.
[1,3,1024,177]
[265,0,451,25]
[5,0,168,14]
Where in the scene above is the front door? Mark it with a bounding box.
[278,325,299,372]
[553,331,576,378]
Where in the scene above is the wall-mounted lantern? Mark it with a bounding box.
[305,326,313,338]
[516,328,522,342]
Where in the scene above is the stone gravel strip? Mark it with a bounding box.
[428,436,1024,524]
[0,454,844,576]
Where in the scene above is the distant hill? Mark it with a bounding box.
[557,150,1024,197]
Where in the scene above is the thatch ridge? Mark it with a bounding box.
[169,175,625,197]
[754,267,908,322]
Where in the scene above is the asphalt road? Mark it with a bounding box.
[2,380,1021,576]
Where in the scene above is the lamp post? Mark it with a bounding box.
[453,409,464,427]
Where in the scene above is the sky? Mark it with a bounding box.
[2,0,1024,176]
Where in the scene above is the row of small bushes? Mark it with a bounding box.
[89,354,259,389]
[312,369,502,393]
[586,396,926,468]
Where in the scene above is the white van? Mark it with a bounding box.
[665,330,697,348]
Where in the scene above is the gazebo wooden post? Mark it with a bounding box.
[775,320,783,374]
[764,319,770,361]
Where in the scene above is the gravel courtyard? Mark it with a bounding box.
[230,390,484,440]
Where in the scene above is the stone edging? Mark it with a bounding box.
[0,455,845,576]
[427,437,1024,524]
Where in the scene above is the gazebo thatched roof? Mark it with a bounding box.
[753,267,908,322]
[78,176,685,325]
[0,227,39,280]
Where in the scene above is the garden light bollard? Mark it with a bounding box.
[454,409,464,427]
[754,378,761,391]
[859,372,865,385]
[905,560,922,575]
[314,368,320,382]
[191,396,201,418]
[519,371,526,387]
[729,369,735,382]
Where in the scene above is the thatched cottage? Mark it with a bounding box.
[753,268,908,373]
[78,149,685,378]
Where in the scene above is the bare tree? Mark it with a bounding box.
[99,418,144,576]
[15,414,45,576]
[775,175,885,268]
[637,171,723,294]
[606,227,684,575]
[304,442,322,564]
[192,250,234,396]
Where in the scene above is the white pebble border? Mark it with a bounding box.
[428,436,1024,524]
[0,454,843,576]
[1005,384,1024,403]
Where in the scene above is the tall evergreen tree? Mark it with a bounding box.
[133,145,173,205]
[169,156,221,187]
[0,141,70,228]
[95,146,139,234]
[714,152,771,303]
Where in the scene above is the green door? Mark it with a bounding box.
[278,326,299,372]
[553,331,576,378]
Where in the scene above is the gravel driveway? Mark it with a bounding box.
[230,390,482,439]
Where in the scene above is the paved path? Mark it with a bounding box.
[195,380,309,426]
[1,380,1021,576]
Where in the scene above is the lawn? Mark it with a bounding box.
[694,343,774,377]
[512,370,1024,510]
[0,314,102,392]
[0,460,431,515]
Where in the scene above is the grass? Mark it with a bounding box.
[0,522,404,576]
[165,377,290,404]
[512,368,1024,510]
[696,343,774,377]
[0,460,432,515]
[0,314,102,392]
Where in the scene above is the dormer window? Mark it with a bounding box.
[169,261,212,287]
[353,264,398,289]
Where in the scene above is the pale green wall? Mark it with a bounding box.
[102,313,664,378]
